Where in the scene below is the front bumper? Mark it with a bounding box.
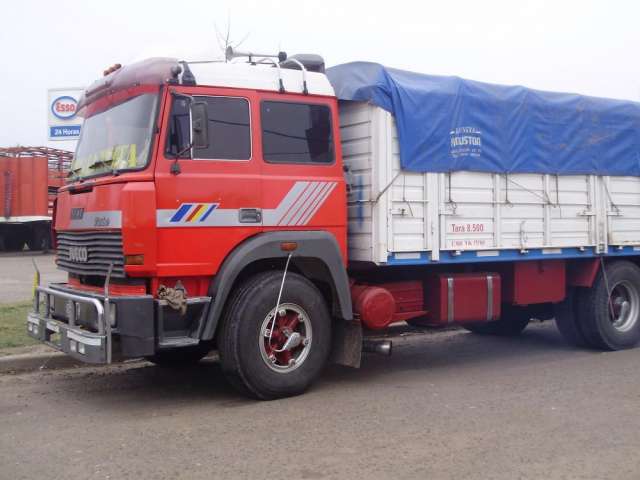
[27,284,155,364]
[27,286,110,363]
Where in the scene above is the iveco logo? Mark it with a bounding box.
[68,246,88,263]
[70,208,84,220]
[94,216,110,227]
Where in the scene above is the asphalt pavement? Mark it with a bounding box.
[1,322,639,480]
[0,252,66,303]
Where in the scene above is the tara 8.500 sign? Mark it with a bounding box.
[47,88,84,141]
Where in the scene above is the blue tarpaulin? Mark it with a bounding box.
[327,62,640,176]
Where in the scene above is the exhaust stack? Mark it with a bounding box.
[363,339,392,356]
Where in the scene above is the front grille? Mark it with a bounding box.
[56,231,125,278]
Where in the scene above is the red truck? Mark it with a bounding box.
[0,147,71,251]
[27,52,640,399]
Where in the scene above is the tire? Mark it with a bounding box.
[463,304,531,336]
[27,225,51,252]
[219,271,332,400]
[576,261,640,350]
[554,288,591,348]
[145,344,211,367]
[4,234,25,251]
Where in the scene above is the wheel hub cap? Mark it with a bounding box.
[259,303,312,373]
[609,281,639,333]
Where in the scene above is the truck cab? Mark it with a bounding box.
[28,54,352,398]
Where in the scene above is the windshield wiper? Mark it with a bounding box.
[88,158,113,169]
[111,166,133,176]
[67,166,82,180]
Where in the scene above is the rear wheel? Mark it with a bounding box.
[463,304,531,336]
[554,288,591,348]
[219,271,332,400]
[4,235,25,251]
[27,224,51,251]
[577,261,640,350]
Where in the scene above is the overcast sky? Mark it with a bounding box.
[2,0,639,150]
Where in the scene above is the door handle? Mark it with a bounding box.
[239,208,262,223]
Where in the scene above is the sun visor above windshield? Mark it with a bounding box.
[77,57,181,114]
[79,84,161,118]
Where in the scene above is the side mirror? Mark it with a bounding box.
[190,101,209,150]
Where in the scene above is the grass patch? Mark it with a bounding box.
[0,301,37,349]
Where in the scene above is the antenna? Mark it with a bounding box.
[225,46,287,63]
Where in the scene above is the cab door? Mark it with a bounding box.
[155,87,262,278]
[257,93,347,261]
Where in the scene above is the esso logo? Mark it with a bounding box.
[51,96,78,120]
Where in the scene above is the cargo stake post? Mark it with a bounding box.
[26,52,640,399]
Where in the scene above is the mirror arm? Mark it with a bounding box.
[167,92,208,175]
[170,157,181,175]
[170,89,195,102]
[171,142,193,175]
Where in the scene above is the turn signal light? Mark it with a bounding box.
[280,242,298,252]
[124,254,144,265]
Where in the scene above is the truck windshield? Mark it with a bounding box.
[71,93,158,178]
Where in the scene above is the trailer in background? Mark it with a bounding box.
[0,147,71,251]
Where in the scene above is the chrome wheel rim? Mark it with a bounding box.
[259,303,312,373]
[608,280,640,333]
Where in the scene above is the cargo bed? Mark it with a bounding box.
[339,101,640,265]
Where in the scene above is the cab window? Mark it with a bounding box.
[261,101,334,164]
[166,96,251,160]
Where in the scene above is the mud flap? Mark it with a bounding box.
[330,320,363,368]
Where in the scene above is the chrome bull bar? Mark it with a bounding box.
[27,286,113,364]
[27,262,115,364]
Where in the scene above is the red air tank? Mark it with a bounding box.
[351,285,396,330]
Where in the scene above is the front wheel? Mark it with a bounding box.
[219,271,332,400]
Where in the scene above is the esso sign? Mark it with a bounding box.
[51,96,78,120]
[48,88,84,141]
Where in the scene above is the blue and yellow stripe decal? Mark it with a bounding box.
[169,203,219,223]
[157,181,338,228]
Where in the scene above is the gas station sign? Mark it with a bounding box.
[47,88,84,141]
